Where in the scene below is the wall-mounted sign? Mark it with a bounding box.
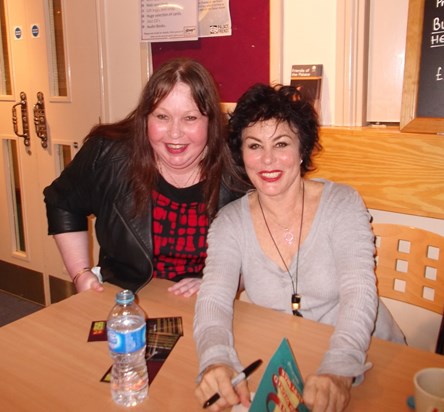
[199,0,231,38]
[401,0,444,134]
[416,2,444,118]
[141,0,232,42]
[141,0,198,42]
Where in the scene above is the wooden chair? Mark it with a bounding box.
[372,223,444,354]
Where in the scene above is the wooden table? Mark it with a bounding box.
[0,279,443,411]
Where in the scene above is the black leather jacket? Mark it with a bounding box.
[44,136,241,292]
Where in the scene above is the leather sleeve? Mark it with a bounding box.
[43,136,113,234]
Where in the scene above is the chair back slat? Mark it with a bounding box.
[373,223,444,315]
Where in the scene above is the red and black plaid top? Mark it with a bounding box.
[152,176,209,282]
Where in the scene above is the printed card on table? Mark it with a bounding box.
[250,338,309,412]
[88,317,183,383]
[88,320,107,341]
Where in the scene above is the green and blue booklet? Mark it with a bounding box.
[250,338,309,412]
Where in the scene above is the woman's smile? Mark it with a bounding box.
[165,143,189,154]
[258,170,283,182]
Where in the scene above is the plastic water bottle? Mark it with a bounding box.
[107,289,148,407]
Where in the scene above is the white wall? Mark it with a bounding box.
[366,0,408,123]
[98,0,145,122]
[282,0,337,125]
[282,0,409,125]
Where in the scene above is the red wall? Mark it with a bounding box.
[152,1,270,103]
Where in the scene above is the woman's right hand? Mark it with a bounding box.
[195,364,251,411]
[75,272,104,293]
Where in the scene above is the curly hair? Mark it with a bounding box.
[228,83,322,182]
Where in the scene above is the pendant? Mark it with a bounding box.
[291,293,303,317]
[283,229,295,245]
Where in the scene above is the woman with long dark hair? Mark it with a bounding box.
[44,58,243,296]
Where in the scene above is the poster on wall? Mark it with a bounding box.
[141,0,198,42]
[199,0,232,37]
[290,64,323,115]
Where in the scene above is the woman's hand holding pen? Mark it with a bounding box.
[195,364,251,411]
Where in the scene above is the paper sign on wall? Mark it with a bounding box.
[141,0,232,42]
[141,0,198,42]
[199,0,231,38]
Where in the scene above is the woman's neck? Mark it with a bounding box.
[157,159,202,188]
[255,179,305,220]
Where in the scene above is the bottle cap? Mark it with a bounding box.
[116,289,135,305]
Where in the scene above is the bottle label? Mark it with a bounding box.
[107,323,146,354]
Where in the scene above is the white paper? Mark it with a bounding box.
[231,392,255,412]
[141,0,198,42]
[199,0,232,37]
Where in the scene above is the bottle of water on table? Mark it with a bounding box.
[107,289,148,407]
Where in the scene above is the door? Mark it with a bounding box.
[0,0,102,304]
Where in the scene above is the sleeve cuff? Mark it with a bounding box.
[317,348,372,384]
[196,344,243,383]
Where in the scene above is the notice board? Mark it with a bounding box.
[401,0,444,133]
[151,1,270,103]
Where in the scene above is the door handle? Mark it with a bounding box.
[12,92,30,147]
[33,92,48,149]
